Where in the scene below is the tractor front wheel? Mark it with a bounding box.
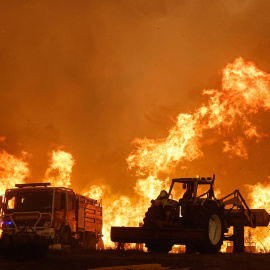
[143,205,166,228]
[190,202,224,253]
[143,205,173,253]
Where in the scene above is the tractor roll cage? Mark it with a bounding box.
[168,175,215,199]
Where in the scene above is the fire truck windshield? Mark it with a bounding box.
[5,190,53,213]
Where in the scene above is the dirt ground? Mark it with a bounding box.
[1,249,270,270]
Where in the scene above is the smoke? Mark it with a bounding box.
[0,1,270,199]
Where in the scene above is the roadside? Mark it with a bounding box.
[1,249,270,270]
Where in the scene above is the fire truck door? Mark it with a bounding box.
[67,192,76,232]
[54,190,66,228]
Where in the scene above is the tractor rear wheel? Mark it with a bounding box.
[143,205,166,228]
[190,202,224,253]
[143,205,173,253]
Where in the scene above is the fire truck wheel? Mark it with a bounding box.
[145,241,173,253]
[61,226,72,245]
[143,205,166,228]
[2,239,14,259]
[87,235,97,251]
[190,202,224,253]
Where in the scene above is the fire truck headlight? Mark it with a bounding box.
[3,221,13,228]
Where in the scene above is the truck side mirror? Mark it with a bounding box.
[183,183,186,189]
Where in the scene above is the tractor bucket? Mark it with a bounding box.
[225,209,270,227]
[251,209,270,227]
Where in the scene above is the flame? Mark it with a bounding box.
[223,137,248,159]
[83,57,270,249]
[44,149,75,187]
[127,112,204,177]
[1,57,270,252]
[128,57,270,180]
[135,176,170,200]
[222,58,270,113]
[84,185,105,201]
[102,196,143,247]
[0,150,30,195]
[246,182,270,252]
[84,185,146,247]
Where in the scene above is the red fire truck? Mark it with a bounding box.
[0,182,103,258]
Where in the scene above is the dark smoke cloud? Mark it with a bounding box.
[0,0,270,199]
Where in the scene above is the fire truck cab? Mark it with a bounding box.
[0,183,103,252]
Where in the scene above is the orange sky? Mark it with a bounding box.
[0,1,270,200]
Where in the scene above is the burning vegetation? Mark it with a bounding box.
[0,142,30,195]
[1,57,270,251]
[246,183,270,252]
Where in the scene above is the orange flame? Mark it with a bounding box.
[128,57,270,180]
[103,196,139,247]
[0,150,30,195]
[83,57,270,249]
[1,57,270,252]
[123,57,270,251]
[246,182,270,252]
[44,149,75,187]
[84,185,105,201]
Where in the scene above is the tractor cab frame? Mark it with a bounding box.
[168,175,216,202]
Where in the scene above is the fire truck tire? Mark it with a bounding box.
[30,239,48,260]
[145,241,173,253]
[87,235,97,251]
[2,239,13,259]
[190,202,224,253]
[143,205,166,228]
[61,225,72,245]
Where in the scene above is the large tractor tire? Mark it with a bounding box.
[143,205,166,228]
[190,202,224,253]
[143,205,173,253]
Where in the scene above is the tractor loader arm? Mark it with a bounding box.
[219,190,256,228]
